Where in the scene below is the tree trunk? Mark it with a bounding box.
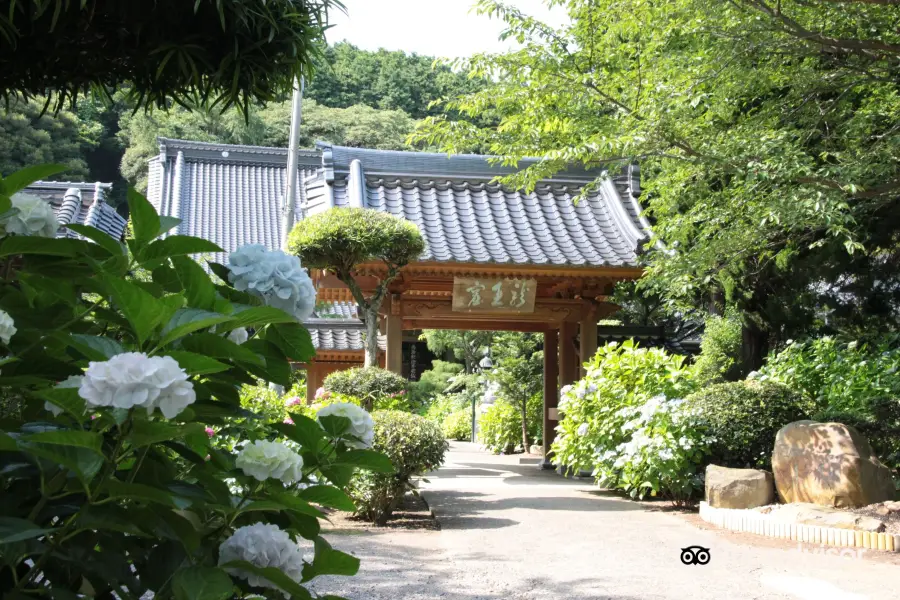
[364,307,379,369]
[740,322,769,376]
[521,402,530,453]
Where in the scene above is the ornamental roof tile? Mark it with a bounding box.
[25,181,126,241]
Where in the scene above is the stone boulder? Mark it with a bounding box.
[705,465,774,509]
[772,420,896,508]
[762,503,885,532]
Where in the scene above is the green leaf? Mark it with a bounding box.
[104,275,164,344]
[172,567,234,600]
[265,323,316,362]
[158,216,182,237]
[309,537,360,578]
[0,236,77,258]
[180,332,265,366]
[65,224,126,256]
[129,420,184,448]
[317,415,351,438]
[159,309,234,347]
[171,255,217,310]
[38,387,85,418]
[337,449,394,473]
[0,164,67,195]
[274,413,324,449]
[207,261,232,284]
[128,187,161,244]
[220,561,311,599]
[23,429,103,455]
[228,306,297,330]
[143,236,224,261]
[268,492,327,518]
[20,441,104,483]
[299,485,356,512]
[0,431,17,451]
[243,339,292,388]
[318,464,355,489]
[103,480,176,507]
[164,351,230,375]
[0,516,54,543]
[67,333,125,360]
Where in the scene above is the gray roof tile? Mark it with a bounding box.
[25,181,126,241]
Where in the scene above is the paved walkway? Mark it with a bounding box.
[311,442,897,600]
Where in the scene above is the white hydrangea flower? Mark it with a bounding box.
[560,385,573,397]
[236,440,304,483]
[2,193,59,238]
[227,244,316,321]
[218,523,306,595]
[228,327,249,345]
[576,423,589,437]
[44,375,84,416]
[0,309,16,345]
[317,402,374,449]
[78,352,195,418]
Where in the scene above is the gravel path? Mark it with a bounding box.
[310,442,897,600]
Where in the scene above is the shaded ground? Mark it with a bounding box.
[323,492,440,532]
[310,442,897,600]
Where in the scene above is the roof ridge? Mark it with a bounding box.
[157,137,322,159]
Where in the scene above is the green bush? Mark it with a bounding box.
[424,392,468,424]
[817,399,900,477]
[442,409,473,441]
[348,410,447,524]
[693,312,742,384]
[553,341,698,477]
[324,366,409,410]
[478,401,521,454]
[686,380,809,468]
[409,360,464,408]
[0,168,385,598]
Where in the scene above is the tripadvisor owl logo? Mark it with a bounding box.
[680,546,711,565]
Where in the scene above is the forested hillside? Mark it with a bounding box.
[0,42,483,200]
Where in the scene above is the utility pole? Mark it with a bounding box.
[281,76,305,250]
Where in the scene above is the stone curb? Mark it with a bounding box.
[699,502,900,553]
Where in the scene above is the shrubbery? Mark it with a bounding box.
[693,312,742,384]
[324,366,408,410]
[478,401,521,454]
[348,410,448,524]
[686,380,809,468]
[409,360,463,408]
[442,409,472,441]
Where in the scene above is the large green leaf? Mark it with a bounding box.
[299,485,356,512]
[0,164,67,195]
[267,493,327,518]
[265,323,316,362]
[164,351,230,375]
[20,441,104,483]
[143,236,224,261]
[228,306,298,330]
[336,450,394,473]
[0,516,54,544]
[128,187,161,245]
[129,420,184,448]
[243,339,292,388]
[172,567,234,600]
[23,429,103,455]
[38,387,86,418]
[0,431,17,451]
[274,413,324,449]
[103,480,177,507]
[220,561,312,599]
[103,275,165,344]
[180,332,265,366]
[159,309,234,347]
[158,216,182,238]
[307,537,360,579]
[171,255,217,311]
[65,224,126,257]
[67,333,125,360]
[0,236,78,258]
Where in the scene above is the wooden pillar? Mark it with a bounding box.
[385,294,403,375]
[559,320,579,389]
[579,307,598,377]
[542,329,559,468]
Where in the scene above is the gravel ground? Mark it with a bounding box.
[310,443,898,600]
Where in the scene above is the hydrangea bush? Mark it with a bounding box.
[552,341,701,501]
[323,367,408,411]
[0,167,393,599]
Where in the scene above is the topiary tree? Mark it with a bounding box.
[324,366,408,411]
[288,207,425,366]
[1,0,340,112]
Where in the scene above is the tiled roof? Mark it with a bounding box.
[146,138,321,263]
[305,318,386,352]
[25,181,126,241]
[315,300,358,319]
[313,144,650,267]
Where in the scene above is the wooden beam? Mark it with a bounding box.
[559,321,579,389]
[542,329,559,467]
[579,302,598,377]
[385,294,403,375]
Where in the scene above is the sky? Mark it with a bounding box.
[327,0,568,58]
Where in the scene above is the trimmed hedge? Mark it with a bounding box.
[686,380,809,468]
[324,367,408,410]
[348,410,447,524]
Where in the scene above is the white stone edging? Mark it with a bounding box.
[698,502,899,553]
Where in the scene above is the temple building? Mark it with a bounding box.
[24,180,127,241]
[146,137,652,454]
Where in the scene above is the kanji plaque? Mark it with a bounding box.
[452,277,537,313]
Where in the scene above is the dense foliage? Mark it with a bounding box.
[692,312,743,384]
[289,208,424,366]
[419,330,494,374]
[409,360,464,409]
[416,0,900,370]
[323,367,409,412]
[686,381,809,469]
[348,410,447,525]
[478,394,542,455]
[442,410,472,442]
[484,333,543,452]
[0,166,393,598]
[552,341,700,499]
